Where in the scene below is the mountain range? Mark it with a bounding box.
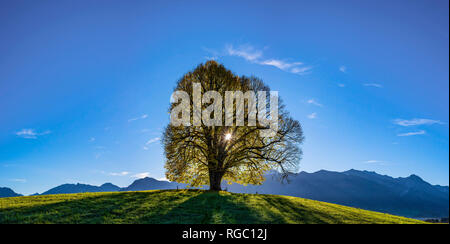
[1,169,448,218]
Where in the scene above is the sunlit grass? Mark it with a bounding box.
[0,190,425,224]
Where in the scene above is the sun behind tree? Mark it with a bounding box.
[162,61,304,190]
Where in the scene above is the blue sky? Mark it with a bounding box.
[0,0,448,195]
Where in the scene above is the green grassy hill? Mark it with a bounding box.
[0,190,425,224]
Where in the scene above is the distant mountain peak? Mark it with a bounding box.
[0,187,22,198]
[405,174,426,183]
[407,174,422,180]
[122,177,177,192]
[101,183,117,187]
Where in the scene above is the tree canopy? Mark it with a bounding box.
[163,61,304,190]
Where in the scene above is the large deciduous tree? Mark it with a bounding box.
[163,61,304,190]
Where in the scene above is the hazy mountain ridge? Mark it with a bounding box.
[227,169,449,218]
[1,169,448,218]
[0,187,22,198]
[41,182,121,195]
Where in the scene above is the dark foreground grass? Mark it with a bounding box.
[0,190,424,224]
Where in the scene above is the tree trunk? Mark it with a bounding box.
[209,170,223,191]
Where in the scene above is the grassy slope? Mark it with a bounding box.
[0,190,425,224]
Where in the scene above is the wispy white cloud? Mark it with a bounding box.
[363,160,388,165]
[307,112,317,119]
[16,129,51,139]
[339,66,347,73]
[364,160,383,164]
[128,114,148,122]
[363,83,383,88]
[133,172,150,178]
[109,171,130,176]
[307,99,323,107]
[260,59,302,70]
[290,66,313,74]
[226,44,263,61]
[393,118,444,127]
[223,44,312,75]
[141,136,160,150]
[397,130,426,137]
[89,137,96,142]
[337,83,346,88]
[10,178,27,183]
[146,137,160,145]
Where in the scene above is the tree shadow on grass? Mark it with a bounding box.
[1,190,343,224]
[154,191,342,224]
[254,195,341,224]
[151,190,263,224]
[0,190,197,224]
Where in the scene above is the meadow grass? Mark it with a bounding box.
[0,189,425,224]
